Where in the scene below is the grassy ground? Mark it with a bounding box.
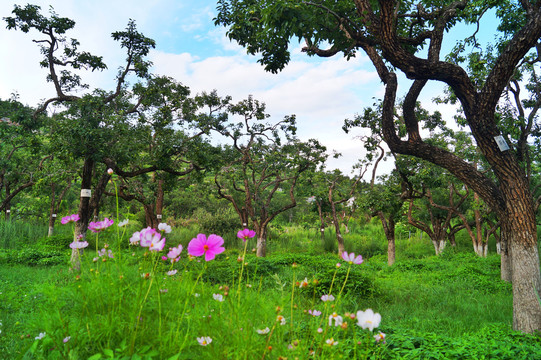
[0,220,540,359]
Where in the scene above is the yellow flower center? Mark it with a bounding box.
[203,244,209,251]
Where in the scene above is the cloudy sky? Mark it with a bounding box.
[0,0,460,175]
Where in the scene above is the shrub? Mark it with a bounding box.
[3,247,67,266]
[193,208,240,236]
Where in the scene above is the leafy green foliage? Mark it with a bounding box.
[382,325,541,359]
[193,207,240,240]
[0,247,67,266]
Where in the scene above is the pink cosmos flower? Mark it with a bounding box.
[308,309,321,317]
[61,214,80,224]
[237,228,256,242]
[149,236,166,252]
[98,248,114,258]
[188,234,225,261]
[69,240,89,249]
[374,332,386,343]
[139,227,160,247]
[88,218,114,233]
[167,245,183,260]
[129,231,141,245]
[341,251,363,265]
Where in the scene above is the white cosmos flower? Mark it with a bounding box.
[158,223,172,233]
[197,336,212,346]
[213,293,224,302]
[321,294,335,302]
[256,327,270,334]
[328,312,343,327]
[356,309,381,331]
[326,338,339,346]
[118,219,129,227]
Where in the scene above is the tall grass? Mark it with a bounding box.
[0,219,51,249]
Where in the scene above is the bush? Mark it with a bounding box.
[193,208,240,236]
[37,233,73,251]
[2,247,67,266]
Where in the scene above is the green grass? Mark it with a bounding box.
[0,223,539,359]
[0,219,52,249]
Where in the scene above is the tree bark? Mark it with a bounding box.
[155,178,164,223]
[48,183,56,237]
[144,204,159,230]
[499,187,541,333]
[378,211,396,266]
[316,200,326,246]
[71,157,95,271]
[329,182,345,254]
[256,224,268,257]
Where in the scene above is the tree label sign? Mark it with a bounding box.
[52,214,57,217]
[80,189,92,198]
[494,135,509,151]
[157,214,162,219]
[6,209,10,213]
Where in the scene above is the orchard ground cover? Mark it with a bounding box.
[0,218,540,359]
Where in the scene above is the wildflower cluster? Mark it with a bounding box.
[88,218,114,233]
[54,215,384,358]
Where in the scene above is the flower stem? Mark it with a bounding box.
[236,240,249,305]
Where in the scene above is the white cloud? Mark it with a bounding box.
[150,49,381,172]
[0,0,384,174]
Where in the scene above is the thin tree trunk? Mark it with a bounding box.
[473,192,487,257]
[48,183,56,237]
[329,185,345,254]
[377,211,396,266]
[71,157,94,271]
[316,200,326,246]
[144,204,158,229]
[155,178,164,222]
[500,226,512,283]
[256,224,268,257]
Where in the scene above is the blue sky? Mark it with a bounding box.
[1,0,468,175]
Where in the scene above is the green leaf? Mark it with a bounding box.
[103,348,115,358]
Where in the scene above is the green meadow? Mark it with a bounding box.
[0,219,540,359]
